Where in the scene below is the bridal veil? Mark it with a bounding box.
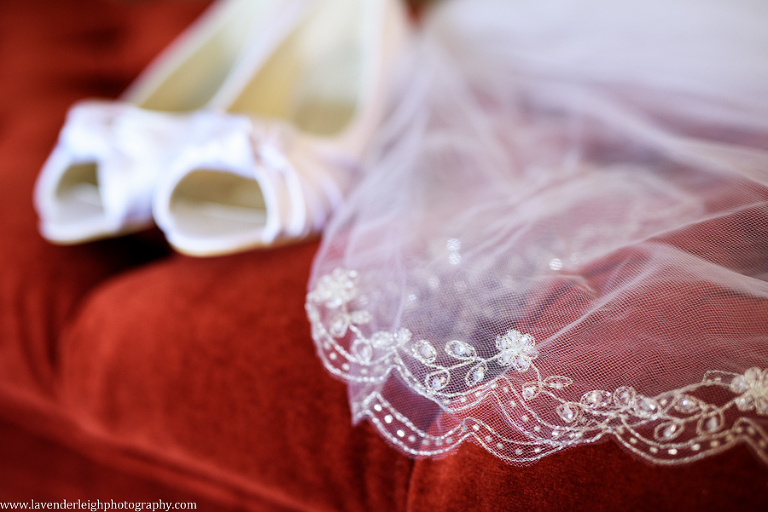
[306,0,768,465]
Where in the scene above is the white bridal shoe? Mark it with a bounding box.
[152,0,411,256]
[34,0,309,244]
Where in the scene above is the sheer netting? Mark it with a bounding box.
[305,0,768,465]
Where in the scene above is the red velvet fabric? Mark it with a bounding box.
[409,442,768,512]
[0,0,192,401]
[0,1,767,511]
[59,243,414,511]
[0,417,240,510]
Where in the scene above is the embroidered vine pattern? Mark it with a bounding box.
[306,268,768,464]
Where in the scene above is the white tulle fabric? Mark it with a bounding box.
[306,0,768,466]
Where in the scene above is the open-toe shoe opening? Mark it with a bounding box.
[168,169,269,242]
[53,162,105,223]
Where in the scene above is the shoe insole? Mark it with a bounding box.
[227,0,364,137]
[135,0,275,112]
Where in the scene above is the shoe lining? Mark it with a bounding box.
[169,169,268,240]
[227,0,363,137]
[136,1,273,112]
[54,162,105,223]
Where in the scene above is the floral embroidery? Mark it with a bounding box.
[306,268,768,466]
[495,330,538,371]
[309,268,359,309]
[731,368,768,416]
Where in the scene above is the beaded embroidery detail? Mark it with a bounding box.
[306,268,768,465]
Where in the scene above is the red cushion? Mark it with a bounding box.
[59,244,414,511]
[58,237,768,511]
